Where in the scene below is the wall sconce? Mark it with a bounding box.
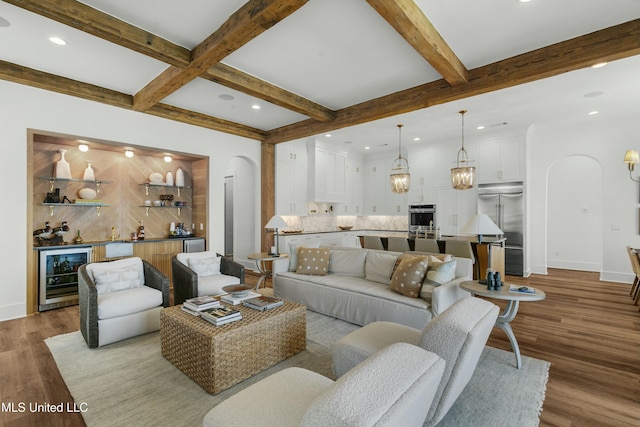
[164,155,172,163]
[124,150,134,158]
[624,150,639,182]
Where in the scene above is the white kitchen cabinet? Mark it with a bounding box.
[336,152,363,215]
[363,158,387,214]
[277,231,361,257]
[476,135,524,183]
[308,140,347,202]
[407,146,437,204]
[276,139,308,215]
[436,186,477,236]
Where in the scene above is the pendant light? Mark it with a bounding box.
[451,110,476,190]
[390,124,410,193]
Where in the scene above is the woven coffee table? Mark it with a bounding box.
[160,299,306,394]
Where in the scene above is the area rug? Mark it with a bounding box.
[46,311,549,427]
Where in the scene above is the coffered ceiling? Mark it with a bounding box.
[1,0,639,153]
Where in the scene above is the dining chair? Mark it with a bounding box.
[387,236,410,252]
[415,238,441,253]
[362,236,384,250]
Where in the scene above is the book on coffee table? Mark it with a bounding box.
[242,295,284,311]
[183,295,220,312]
[201,306,242,326]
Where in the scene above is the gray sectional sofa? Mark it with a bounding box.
[272,247,473,330]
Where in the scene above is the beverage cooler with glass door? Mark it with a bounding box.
[39,246,92,311]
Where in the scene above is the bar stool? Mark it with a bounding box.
[444,240,475,263]
[414,238,440,253]
[363,236,384,250]
[387,236,410,252]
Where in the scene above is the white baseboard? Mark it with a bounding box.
[0,303,27,322]
[529,264,548,275]
[600,271,634,284]
[546,260,600,272]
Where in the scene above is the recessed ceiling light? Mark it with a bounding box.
[219,94,234,101]
[78,144,89,152]
[476,125,485,130]
[49,36,67,45]
[591,62,607,69]
[251,104,261,110]
[364,146,371,150]
[325,134,332,138]
[164,155,172,163]
[0,16,10,27]
[413,137,421,141]
[588,111,599,115]
[125,150,134,158]
[518,0,532,3]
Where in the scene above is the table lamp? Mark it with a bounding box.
[265,215,288,256]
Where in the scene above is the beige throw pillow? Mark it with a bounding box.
[296,247,330,276]
[390,254,429,298]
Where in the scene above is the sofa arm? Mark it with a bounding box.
[219,254,245,284]
[272,257,290,276]
[142,260,170,307]
[431,278,471,316]
[78,265,99,348]
[171,256,198,305]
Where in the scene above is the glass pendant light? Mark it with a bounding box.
[451,110,476,190]
[390,124,410,193]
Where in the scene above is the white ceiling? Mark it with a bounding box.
[0,0,639,153]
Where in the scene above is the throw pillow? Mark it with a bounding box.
[93,265,143,294]
[329,249,367,277]
[389,254,429,298]
[296,247,330,276]
[188,256,221,278]
[365,250,399,285]
[288,242,320,271]
[420,260,457,302]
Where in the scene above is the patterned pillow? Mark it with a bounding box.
[288,242,320,271]
[296,247,330,276]
[389,254,429,298]
[188,256,221,278]
[420,260,457,302]
[93,265,143,294]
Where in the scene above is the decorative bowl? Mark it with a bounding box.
[222,284,254,297]
[149,172,164,183]
[338,225,353,231]
[78,187,97,200]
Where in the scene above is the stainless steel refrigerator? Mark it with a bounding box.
[478,182,524,276]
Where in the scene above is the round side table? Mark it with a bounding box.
[247,252,288,290]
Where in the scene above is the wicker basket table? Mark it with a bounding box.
[160,300,306,394]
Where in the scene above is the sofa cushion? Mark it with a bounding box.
[86,257,145,295]
[420,260,457,302]
[390,254,429,298]
[289,242,321,271]
[296,248,330,276]
[365,250,399,285]
[329,249,367,278]
[188,255,221,277]
[97,285,163,319]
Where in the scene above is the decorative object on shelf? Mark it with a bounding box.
[55,149,72,179]
[43,188,60,203]
[138,220,145,240]
[265,215,288,255]
[624,149,640,182]
[451,110,476,190]
[390,124,410,193]
[148,172,163,184]
[33,221,52,238]
[78,187,97,200]
[83,161,95,181]
[53,221,70,236]
[175,167,185,187]
[166,171,174,186]
[338,225,353,230]
[74,229,83,244]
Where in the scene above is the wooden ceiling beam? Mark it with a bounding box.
[133,0,308,111]
[202,63,335,122]
[0,60,266,140]
[366,0,468,85]
[264,19,640,144]
[3,0,190,68]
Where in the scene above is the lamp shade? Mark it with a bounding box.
[461,214,503,236]
[265,215,288,229]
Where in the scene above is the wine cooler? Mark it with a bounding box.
[39,247,92,311]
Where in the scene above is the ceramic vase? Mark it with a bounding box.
[166,171,174,186]
[83,161,95,181]
[55,149,72,179]
[175,167,185,187]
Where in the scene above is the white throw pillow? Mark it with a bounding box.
[365,251,399,285]
[288,242,320,271]
[87,257,145,295]
[420,259,457,302]
[329,249,367,278]
[188,256,221,278]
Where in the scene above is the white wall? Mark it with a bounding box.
[0,80,261,321]
[527,113,640,282]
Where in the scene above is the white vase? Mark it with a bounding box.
[55,149,72,179]
[175,168,185,187]
[83,161,95,181]
[166,171,174,186]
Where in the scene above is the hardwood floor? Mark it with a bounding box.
[0,269,638,426]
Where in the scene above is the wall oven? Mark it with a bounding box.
[39,246,92,311]
[408,204,437,233]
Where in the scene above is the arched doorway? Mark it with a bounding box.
[546,155,603,272]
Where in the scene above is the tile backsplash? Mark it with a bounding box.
[281,215,408,232]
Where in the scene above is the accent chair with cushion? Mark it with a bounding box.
[172,251,245,305]
[331,297,499,427]
[202,342,445,427]
[78,257,170,348]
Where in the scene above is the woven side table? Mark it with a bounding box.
[160,300,306,394]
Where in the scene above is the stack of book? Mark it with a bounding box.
[242,295,284,311]
[181,295,220,316]
[201,306,242,326]
[221,291,261,306]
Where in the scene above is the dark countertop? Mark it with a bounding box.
[33,235,204,250]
